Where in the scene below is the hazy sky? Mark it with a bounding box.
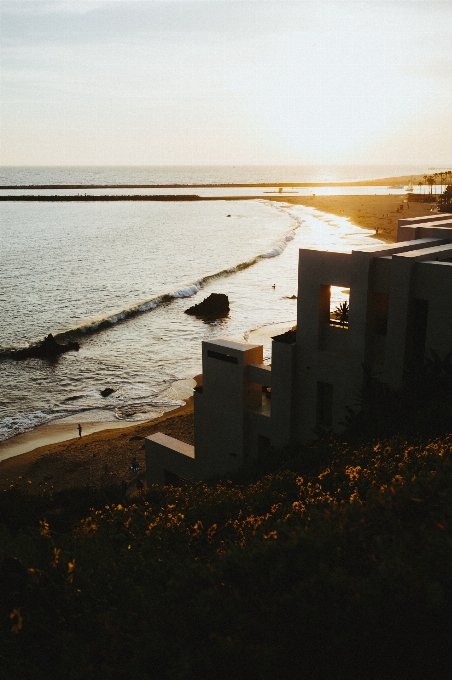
[1,0,451,166]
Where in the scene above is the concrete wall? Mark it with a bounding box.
[384,243,452,388]
[145,433,197,486]
[295,250,353,442]
[270,339,296,449]
[194,338,263,477]
[293,237,452,442]
[412,260,452,360]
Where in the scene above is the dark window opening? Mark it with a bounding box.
[207,349,238,364]
[316,381,333,428]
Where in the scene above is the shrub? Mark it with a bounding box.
[1,430,452,678]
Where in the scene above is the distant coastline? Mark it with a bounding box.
[0,174,425,189]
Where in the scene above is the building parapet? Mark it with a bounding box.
[247,363,272,386]
[145,433,197,487]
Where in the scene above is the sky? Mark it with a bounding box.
[0,0,451,166]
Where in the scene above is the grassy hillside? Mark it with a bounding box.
[2,358,452,679]
[1,425,452,679]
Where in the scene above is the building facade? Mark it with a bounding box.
[146,215,452,486]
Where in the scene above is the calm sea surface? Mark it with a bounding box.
[0,165,419,443]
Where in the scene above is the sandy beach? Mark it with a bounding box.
[0,400,195,494]
[271,193,438,243]
[1,194,435,492]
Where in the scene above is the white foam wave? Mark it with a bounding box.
[172,282,202,298]
[106,312,126,324]
[0,407,90,442]
[261,240,288,258]
[257,202,305,258]
[2,209,305,355]
[137,299,161,312]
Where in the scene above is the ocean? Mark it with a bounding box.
[0,165,421,447]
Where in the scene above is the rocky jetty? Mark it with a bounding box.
[12,334,80,360]
[185,293,230,319]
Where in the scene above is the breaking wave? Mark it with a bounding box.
[0,207,305,358]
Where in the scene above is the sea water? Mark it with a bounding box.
[0,165,410,443]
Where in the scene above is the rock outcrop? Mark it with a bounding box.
[12,334,80,360]
[185,293,230,319]
[100,388,116,397]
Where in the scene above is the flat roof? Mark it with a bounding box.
[356,237,445,254]
[398,215,452,226]
[145,432,195,458]
[204,337,263,353]
[394,242,452,260]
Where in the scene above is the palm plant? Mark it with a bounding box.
[333,300,349,326]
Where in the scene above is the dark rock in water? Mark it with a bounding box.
[185,293,230,319]
[100,387,116,397]
[12,334,79,360]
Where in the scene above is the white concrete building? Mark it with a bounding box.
[146,216,452,485]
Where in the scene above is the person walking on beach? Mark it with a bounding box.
[77,423,82,438]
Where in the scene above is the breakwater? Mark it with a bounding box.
[0,195,275,202]
[0,194,205,202]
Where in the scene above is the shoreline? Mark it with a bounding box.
[1,194,435,488]
[0,417,159,464]
[0,395,196,493]
[272,194,437,243]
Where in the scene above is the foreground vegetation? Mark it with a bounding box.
[2,362,452,678]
